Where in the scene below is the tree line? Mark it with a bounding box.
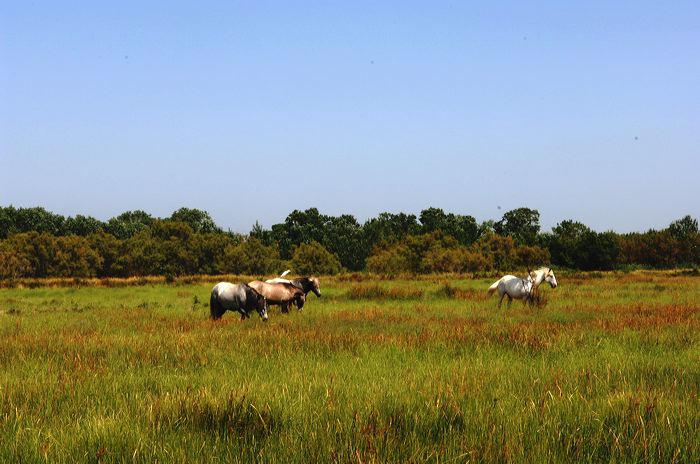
[0,205,697,279]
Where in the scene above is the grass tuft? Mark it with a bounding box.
[346,283,423,300]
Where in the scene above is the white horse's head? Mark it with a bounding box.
[532,267,557,288]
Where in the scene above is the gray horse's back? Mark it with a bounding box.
[211,282,247,318]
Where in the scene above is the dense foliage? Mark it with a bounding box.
[0,205,697,278]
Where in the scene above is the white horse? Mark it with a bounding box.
[487,267,557,308]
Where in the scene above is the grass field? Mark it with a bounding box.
[1,271,699,463]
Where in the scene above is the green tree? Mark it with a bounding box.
[105,210,155,240]
[270,208,365,270]
[0,206,17,239]
[170,208,221,234]
[549,220,591,268]
[419,207,479,246]
[322,214,365,271]
[419,207,448,234]
[249,221,275,246]
[363,212,420,247]
[494,207,540,245]
[668,215,699,265]
[578,231,620,270]
[271,208,327,259]
[0,206,66,237]
[669,215,698,241]
[64,215,105,236]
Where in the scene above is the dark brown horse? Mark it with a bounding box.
[248,280,305,313]
[291,276,321,298]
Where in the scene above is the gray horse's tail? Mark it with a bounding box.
[210,291,225,320]
[487,279,501,295]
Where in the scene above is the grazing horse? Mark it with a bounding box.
[248,280,306,313]
[210,282,268,321]
[487,267,557,308]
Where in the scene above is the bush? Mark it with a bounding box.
[477,234,517,271]
[0,242,34,278]
[49,235,102,277]
[422,247,490,273]
[367,232,494,274]
[222,237,283,275]
[366,244,412,275]
[514,245,551,269]
[291,241,342,275]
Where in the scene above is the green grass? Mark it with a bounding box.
[1,272,699,462]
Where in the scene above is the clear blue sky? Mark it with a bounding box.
[2,1,698,233]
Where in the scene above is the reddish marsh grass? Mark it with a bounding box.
[346,283,424,300]
[1,271,700,462]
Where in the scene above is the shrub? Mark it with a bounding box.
[422,247,490,273]
[366,244,412,275]
[222,237,283,275]
[49,235,102,277]
[291,241,342,275]
[477,234,517,271]
[514,245,551,269]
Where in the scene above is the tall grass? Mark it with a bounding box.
[1,272,699,462]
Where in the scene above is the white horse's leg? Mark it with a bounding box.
[507,295,513,308]
[498,289,505,308]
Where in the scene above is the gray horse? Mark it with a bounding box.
[210,282,268,321]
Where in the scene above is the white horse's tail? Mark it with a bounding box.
[487,278,501,295]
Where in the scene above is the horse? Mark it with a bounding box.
[210,282,268,321]
[267,271,321,298]
[248,280,306,313]
[487,267,557,308]
[529,267,558,290]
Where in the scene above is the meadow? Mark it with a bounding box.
[1,271,699,463]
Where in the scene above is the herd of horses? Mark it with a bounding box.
[209,267,558,321]
[209,271,321,321]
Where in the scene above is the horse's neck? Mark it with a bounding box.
[532,271,545,287]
